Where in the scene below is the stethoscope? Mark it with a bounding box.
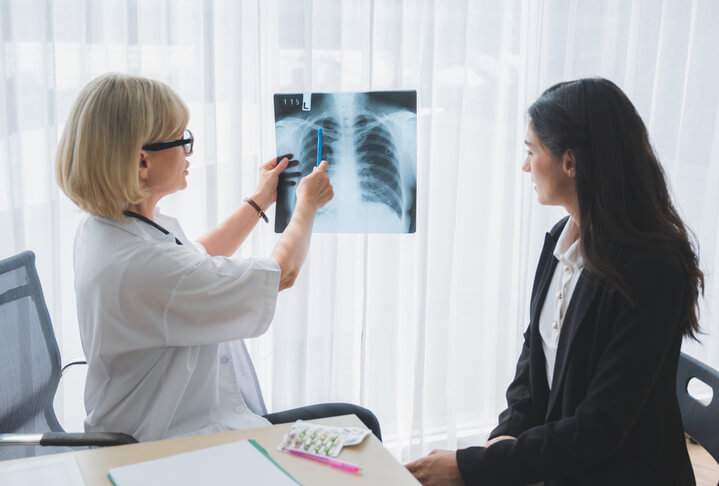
[123,210,183,246]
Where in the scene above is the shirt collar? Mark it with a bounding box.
[553,217,584,270]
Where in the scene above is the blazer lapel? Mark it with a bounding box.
[527,233,560,413]
[545,270,601,419]
[530,233,559,325]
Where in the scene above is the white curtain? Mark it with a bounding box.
[2,0,718,461]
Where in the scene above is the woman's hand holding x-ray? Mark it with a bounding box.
[253,153,299,210]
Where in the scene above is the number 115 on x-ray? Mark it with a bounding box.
[273,90,417,234]
[280,96,303,107]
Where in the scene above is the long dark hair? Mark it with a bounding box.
[528,78,703,338]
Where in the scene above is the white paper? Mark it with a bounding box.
[0,454,86,486]
[108,439,299,486]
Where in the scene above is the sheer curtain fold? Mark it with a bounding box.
[1,0,718,459]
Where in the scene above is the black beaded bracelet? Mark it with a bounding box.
[244,197,269,223]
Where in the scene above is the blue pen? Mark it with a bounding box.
[316,128,323,167]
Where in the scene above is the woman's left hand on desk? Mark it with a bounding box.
[405,449,465,486]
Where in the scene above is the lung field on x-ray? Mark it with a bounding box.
[274,91,417,233]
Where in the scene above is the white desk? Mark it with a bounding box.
[1,415,419,485]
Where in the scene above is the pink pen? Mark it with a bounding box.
[284,447,361,474]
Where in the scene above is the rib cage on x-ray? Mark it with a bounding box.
[299,113,403,218]
[274,91,417,233]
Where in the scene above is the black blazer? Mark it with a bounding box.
[456,217,695,485]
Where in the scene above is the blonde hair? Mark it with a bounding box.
[56,73,189,219]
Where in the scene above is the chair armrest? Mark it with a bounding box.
[0,434,44,445]
[41,432,138,447]
[0,432,138,447]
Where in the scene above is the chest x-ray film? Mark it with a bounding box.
[273,90,417,233]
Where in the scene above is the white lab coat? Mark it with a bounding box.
[73,210,281,441]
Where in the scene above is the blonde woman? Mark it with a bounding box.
[57,73,381,441]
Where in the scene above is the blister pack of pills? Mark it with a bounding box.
[277,420,371,457]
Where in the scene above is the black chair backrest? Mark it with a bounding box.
[0,251,71,460]
[676,352,719,464]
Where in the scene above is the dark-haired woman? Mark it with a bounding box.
[406,78,703,485]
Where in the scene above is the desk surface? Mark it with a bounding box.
[8,426,716,485]
[688,439,719,486]
[2,415,419,486]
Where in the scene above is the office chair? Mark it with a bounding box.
[0,251,136,461]
[676,352,719,465]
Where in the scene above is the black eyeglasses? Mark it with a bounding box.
[142,129,194,155]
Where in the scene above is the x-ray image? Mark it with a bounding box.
[273,90,417,233]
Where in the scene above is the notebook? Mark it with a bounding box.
[108,439,300,486]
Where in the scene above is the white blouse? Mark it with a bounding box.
[538,218,584,390]
[73,209,281,441]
